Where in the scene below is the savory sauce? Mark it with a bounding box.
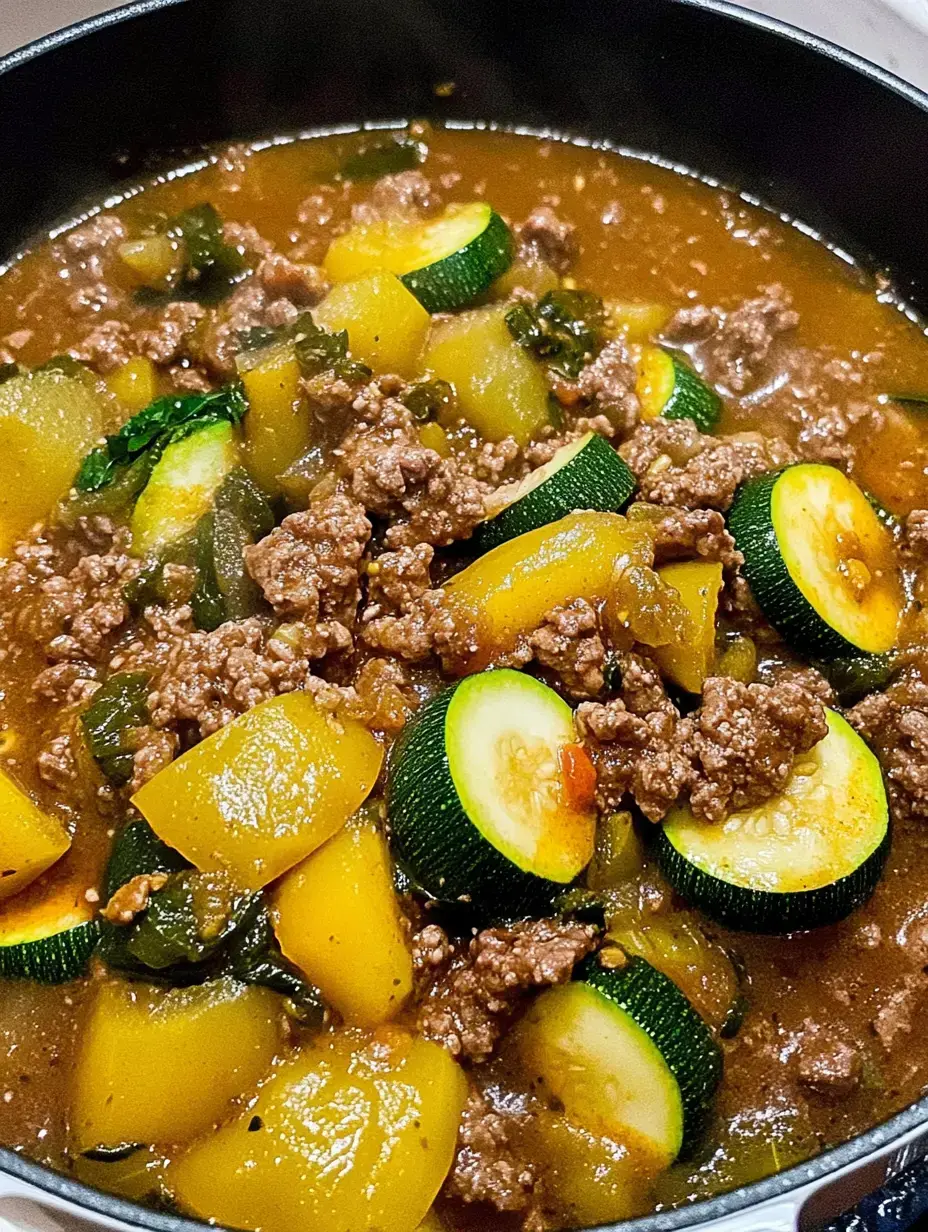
[0,124,925,1229]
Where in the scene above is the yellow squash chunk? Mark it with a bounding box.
[605,301,670,342]
[130,420,239,558]
[314,271,430,377]
[171,1027,468,1232]
[422,306,549,445]
[0,769,70,902]
[71,978,280,1150]
[521,1110,661,1227]
[273,815,412,1027]
[107,356,157,413]
[0,371,104,556]
[238,341,310,495]
[444,511,647,672]
[651,561,723,693]
[132,692,384,889]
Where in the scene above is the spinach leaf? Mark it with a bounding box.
[402,379,455,423]
[80,673,151,786]
[506,289,605,379]
[166,203,248,304]
[339,137,426,182]
[238,312,371,384]
[75,383,248,493]
[190,468,275,631]
[226,897,325,1024]
[126,871,249,970]
[0,362,21,384]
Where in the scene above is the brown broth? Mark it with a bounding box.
[0,124,926,1221]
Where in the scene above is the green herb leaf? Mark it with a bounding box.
[74,384,248,493]
[402,379,455,423]
[0,362,21,385]
[226,897,325,1023]
[339,138,426,182]
[190,469,274,631]
[80,673,151,786]
[126,871,249,970]
[506,288,605,379]
[237,311,371,384]
[166,203,248,305]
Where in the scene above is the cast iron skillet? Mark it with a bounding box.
[0,2,927,1230]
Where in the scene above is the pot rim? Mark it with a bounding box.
[1,1,928,1229]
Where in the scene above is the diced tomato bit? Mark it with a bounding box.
[558,743,598,811]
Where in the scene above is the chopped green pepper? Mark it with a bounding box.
[190,468,275,631]
[402,379,455,423]
[80,673,151,786]
[506,288,605,379]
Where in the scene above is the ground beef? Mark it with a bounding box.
[371,170,437,219]
[528,599,605,699]
[416,918,598,1063]
[344,657,419,732]
[795,400,876,468]
[127,726,179,793]
[196,282,300,378]
[362,587,478,672]
[872,974,927,1050]
[256,252,328,304]
[664,284,799,394]
[756,659,836,705]
[446,1088,538,1213]
[338,385,486,547]
[619,420,793,510]
[794,1020,862,1098]
[646,505,743,568]
[411,922,455,983]
[21,548,140,664]
[688,677,827,823]
[575,338,639,438]
[32,662,100,705]
[244,491,371,632]
[849,674,928,821]
[363,543,435,618]
[70,320,133,373]
[905,509,928,559]
[147,617,318,739]
[101,871,169,925]
[65,215,128,253]
[517,206,577,274]
[36,733,78,788]
[134,302,207,367]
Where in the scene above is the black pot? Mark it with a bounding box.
[0,2,927,1230]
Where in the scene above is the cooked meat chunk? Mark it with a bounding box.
[256,252,328,304]
[528,599,605,699]
[647,505,743,568]
[134,302,206,366]
[363,543,435,618]
[575,338,639,437]
[849,674,928,821]
[518,205,577,274]
[446,1088,538,1212]
[24,549,140,664]
[102,872,169,925]
[417,918,598,1063]
[794,1020,862,1098]
[688,677,827,823]
[244,491,370,626]
[127,726,179,793]
[905,509,928,559]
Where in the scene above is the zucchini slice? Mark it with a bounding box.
[514,955,721,1162]
[474,432,636,553]
[387,669,596,913]
[657,709,889,934]
[635,346,721,432]
[0,885,99,984]
[324,202,513,313]
[728,463,904,660]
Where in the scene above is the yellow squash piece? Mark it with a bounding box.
[71,978,280,1150]
[651,561,723,693]
[238,341,310,495]
[171,1027,468,1232]
[0,371,104,557]
[521,1110,661,1227]
[273,815,412,1027]
[107,356,157,413]
[314,271,430,377]
[444,511,649,672]
[130,420,239,558]
[422,306,549,445]
[0,768,70,902]
[132,692,384,889]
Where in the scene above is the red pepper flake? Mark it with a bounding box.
[558,742,597,811]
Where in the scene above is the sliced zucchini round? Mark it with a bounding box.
[0,886,99,984]
[324,203,513,314]
[474,432,636,554]
[386,669,596,913]
[657,709,889,934]
[728,463,904,660]
[514,955,721,1162]
[635,346,721,432]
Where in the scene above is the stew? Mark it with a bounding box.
[0,124,926,1232]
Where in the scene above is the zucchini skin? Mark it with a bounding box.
[728,468,867,661]
[655,824,891,935]
[386,683,557,916]
[577,955,721,1153]
[401,210,513,314]
[663,356,721,432]
[473,434,636,554]
[0,919,100,984]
